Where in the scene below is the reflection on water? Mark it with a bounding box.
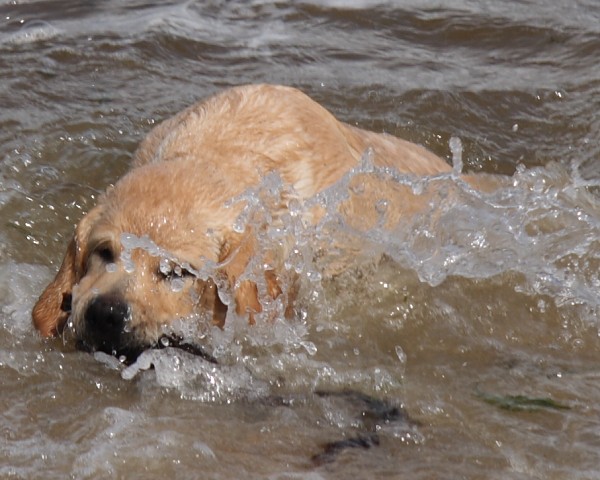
[1,1,600,478]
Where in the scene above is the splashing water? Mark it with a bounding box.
[114,152,600,401]
[449,136,463,175]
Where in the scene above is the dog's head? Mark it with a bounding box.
[32,163,284,363]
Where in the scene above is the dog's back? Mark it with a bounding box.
[132,84,451,200]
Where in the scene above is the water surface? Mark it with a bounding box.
[1,1,600,478]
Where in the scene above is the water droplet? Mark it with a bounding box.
[288,198,302,216]
[449,136,463,174]
[395,345,407,364]
[301,341,317,356]
[537,299,547,313]
[170,277,185,292]
[375,199,388,215]
[159,258,171,276]
[233,216,247,233]
[306,270,322,282]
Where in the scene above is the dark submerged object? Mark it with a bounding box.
[311,389,412,465]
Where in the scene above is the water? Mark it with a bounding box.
[2,1,600,478]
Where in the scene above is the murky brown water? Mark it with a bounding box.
[2,1,600,479]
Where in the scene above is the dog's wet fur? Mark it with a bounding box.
[33,84,469,361]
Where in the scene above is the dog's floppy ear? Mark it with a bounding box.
[197,277,229,329]
[218,230,283,326]
[32,237,77,337]
[218,231,260,325]
[229,274,282,326]
[32,205,104,337]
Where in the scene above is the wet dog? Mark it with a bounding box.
[32,84,454,362]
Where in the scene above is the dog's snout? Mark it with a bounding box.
[86,295,129,330]
[83,295,130,353]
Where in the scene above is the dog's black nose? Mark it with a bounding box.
[83,295,130,354]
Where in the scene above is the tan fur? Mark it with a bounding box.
[32,84,466,352]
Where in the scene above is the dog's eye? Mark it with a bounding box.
[94,246,115,264]
[60,293,72,313]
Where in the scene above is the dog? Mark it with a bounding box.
[32,84,461,362]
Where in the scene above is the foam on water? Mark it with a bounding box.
[121,347,270,402]
[1,20,61,45]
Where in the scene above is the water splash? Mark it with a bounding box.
[122,347,269,402]
[449,136,463,175]
[113,156,600,399]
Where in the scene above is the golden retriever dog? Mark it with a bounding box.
[32,84,459,362]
